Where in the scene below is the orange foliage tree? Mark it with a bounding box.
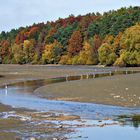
[68,30,83,56]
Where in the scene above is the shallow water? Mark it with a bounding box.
[0,78,140,120]
[70,124,140,140]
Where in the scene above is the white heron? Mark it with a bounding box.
[5,85,8,95]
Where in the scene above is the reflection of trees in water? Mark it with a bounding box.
[132,116,140,128]
[7,78,66,93]
[118,115,140,128]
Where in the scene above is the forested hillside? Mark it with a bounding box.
[0,6,140,66]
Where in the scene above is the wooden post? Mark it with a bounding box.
[86,74,89,79]
[93,73,95,78]
[81,75,83,80]
[66,75,68,82]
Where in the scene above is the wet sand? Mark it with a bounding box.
[0,64,138,86]
[35,73,140,107]
[0,64,99,82]
[0,104,19,139]
[0,103,12,112]
[0,132,18,140]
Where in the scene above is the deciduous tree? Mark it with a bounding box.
[68,31,83,56]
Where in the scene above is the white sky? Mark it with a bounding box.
[0,0,140,32]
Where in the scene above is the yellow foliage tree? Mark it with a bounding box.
[23,40,34,63]
[42,40,62,64]
[72,41,95,65]
[12,44,25,64]
[98,43,117,66]
[115,23,140,66]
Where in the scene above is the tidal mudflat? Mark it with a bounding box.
[35,73,140,107]
[0,65,140,140]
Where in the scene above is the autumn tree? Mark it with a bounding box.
[42,41,62,64]
[12,44,25,64]
[0,40,12,63]
[15,29,27,44]
[68,30,83,56]
[98,43,117,66]
[115,23,140,66]
[32,48,41,64]
[45,27,57,44]
[59,55,70,64]
[113,32,123,55]
[76,41,94,65]
[23,39,35,63]
[88,34,102,64]
[78,15,93,39]
[103,35,114,44]
[92,34,102,54]
[28,26,39,40]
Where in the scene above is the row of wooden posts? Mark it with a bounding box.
[65,70,133,82]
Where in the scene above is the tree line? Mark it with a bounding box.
[0,6,140,66]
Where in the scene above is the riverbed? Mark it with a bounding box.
[0,65,140,140]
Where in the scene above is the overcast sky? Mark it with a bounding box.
[0,0,139,32]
